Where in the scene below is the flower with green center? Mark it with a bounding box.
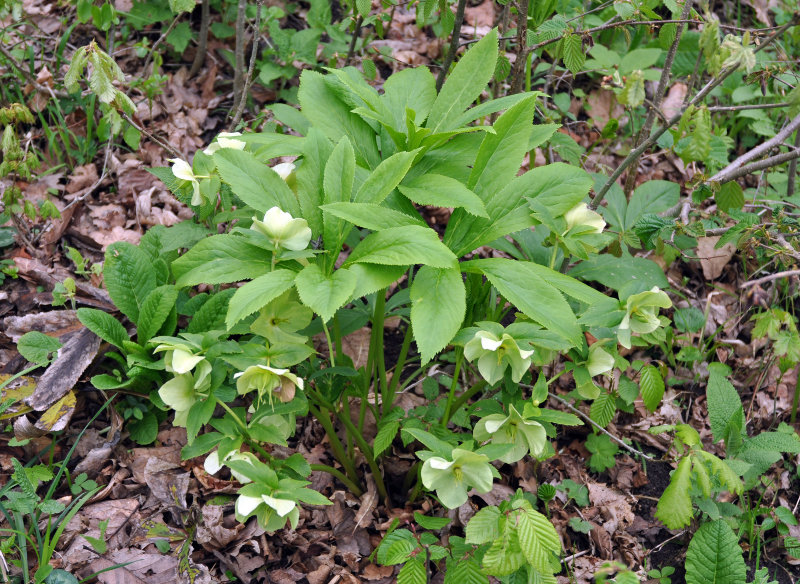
[563,202,606,234]
[203,131,246,156]
[158,362,211,427]
[271,162,295,181]
[464,330,534,385]
[473,404,547,463]
[235,488,298,532]
[153,342,205,375]
[586,343,615,377]
[420,448,494,508]
[250,291,313,345]
[168,158,207,206]
[251,207,311,251]
[234,364,304,404]
[618,287,672,349]
[204,449,259,483]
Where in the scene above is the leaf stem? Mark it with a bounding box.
[310,464,363,496]
[309,403,361,488]
[440,350,464,426]
[447,378,488,422]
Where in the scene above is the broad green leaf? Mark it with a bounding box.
[410,266,465,363]
[528,123,560,150]
[618,70,645,107]
[374,419,400,456]
[562,34,585,74]
[137,285,179,343]
[443,558,488,584]
[295,264,357,322]
[640,365,665,412]
[462,258,582,346]
[382,66,437,129]
[619,48,662,74]
[427,29,498,134]
[187,288,235,333]
[655,455,693,528]
[343,226,457,269]
[465,506,501,544]
[214,149,299,216]
[348,264,406,300]
[225,269,297,329]
[517,509,561,574]
[320,202,423,230]
[76,308,129,349]
[626,180,680,230]
[297,71,380,168]
[707,364,744,444]
[295,128,333,236]
[569,255,668,297]
[17,332,62,365]
[172,235,272,287]
[482,519,525,576]
[685,520,746,584]
[322,136,356,268]
[354,149,418,205]
[168,0,194,13]
[453,91,543,129]
[397,558,425,584]
[590,392,617,428]
[398,174,487,217]
[104,242,157,323]
[413,512,451,530]
[715,181,744,212]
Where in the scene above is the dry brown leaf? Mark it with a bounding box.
[697,236,736,280]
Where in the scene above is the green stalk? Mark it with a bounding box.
[447,379,488,420]
[331,408,388,500]
[310,464,363,497]
[371,289,389,412]
[383,322,413,416]
[309,403,361,488]
[440,350,464,426]
[321,319,336,367]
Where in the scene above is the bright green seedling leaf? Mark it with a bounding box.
[17,332,63,365]
[656,455,693,528]
[214,149,300,216]
[640,365,665,412]
[685,520,746,584]
[410,266,465,363]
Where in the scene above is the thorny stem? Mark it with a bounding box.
[435,0,468,91]
[622,0,694,196]
[548,392,655,461]
[590,13,800,210]
[230,0,263,127]
[189,0,211,76]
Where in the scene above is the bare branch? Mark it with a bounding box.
[741,269,800,288]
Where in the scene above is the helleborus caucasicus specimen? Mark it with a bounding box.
[618,287,672,348]
[235,486,299,532]
[271,162,295,181]
[563,202,606,234]
[204,449,259,483]
[473,404,547,463]
[586,343,615,377]
[234,364,304,403]
[202,131,246,155]
[420,448,494,508]
[153,340,206,375]
[158,362,211,427]
[464,326,534,385]
[251,207,312,251]
[250,291,313,345]
[168,158,207,206]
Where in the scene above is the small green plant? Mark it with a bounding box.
[647,565,675,584]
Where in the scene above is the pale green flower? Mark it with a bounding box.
[158,362,211,427]
[203,131,246,155]
[271,162,295,181]
[564,202,606,234]
[234,364,304,403]
[464,330,534,385]
[168,158,205,206]
[473,404,547,463]
[236,492,296,517]
[153,342,205,375]
[618,287,672,349]
[234,482,300,531]
[250,291,313,345]
[251,207,311,251]
[204,449,259,483]
[420,448,494,508]
[586,343,615,377]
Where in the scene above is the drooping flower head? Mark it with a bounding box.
[464,330,534,385]
[234,364,304,404]
[153,341,206,375]
[563,202,606,234]
[271,162,295,181]
[251,207,312,251]
[158,361,211,427]
[203,131,246,156]
[420,448,494,509]
[618,287,672,348]
[473,404,547,463]
[586,343,615,377]
[168,158,205,206]
[204,449,259,483]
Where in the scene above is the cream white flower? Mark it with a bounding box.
[203,132,246,156]
[251,207,312,251]
[204,449,259,483]
[564,203,606,234]
[168,158,204,206]
[586,343,615,377]
[271,162,295,181]
[235,492,296,518]
[234,364,304,403]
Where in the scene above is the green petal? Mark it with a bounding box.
[158,374,196,411]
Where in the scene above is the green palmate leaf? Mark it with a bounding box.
[410,266,465,362]
[17,332,63,365]
[294,264,357,322]
[214,149,300,216]
[397,557,426,584]
[76,308,129,349]
[225,269,297,329]
[297,71,380,168]
[343,226,457,269]
[104,241,157,323]
[172,235,273,287]
[562,34,585,74]
[320,202,423,230]
[187,288,235,333]
[685,520,746,584]
[707,364,744,444]
[464,506,501,544]
[464,258,582,346]
[640,365,665,412]
[137,285,179,343]
[398,174,488,218]
[590,392,617,428]
[427,29,498,134]
[655,455,693,528]
[354,149,418,205]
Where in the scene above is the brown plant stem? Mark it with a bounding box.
[509,0,529,94]
[189,0,210,76]
[232,0,247,108]
[435,0,468,91]
[230,0,263,127]
[345,14,364,65]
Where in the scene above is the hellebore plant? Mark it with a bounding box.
[617,287,673,348]
[473,404,547,463]
[463,324,535,385]
[202,131,246,155]
[420,448,495,508]
[234,364,304,404]
[251,207,312,252]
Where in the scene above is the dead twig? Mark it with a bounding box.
[740,269,800,288]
